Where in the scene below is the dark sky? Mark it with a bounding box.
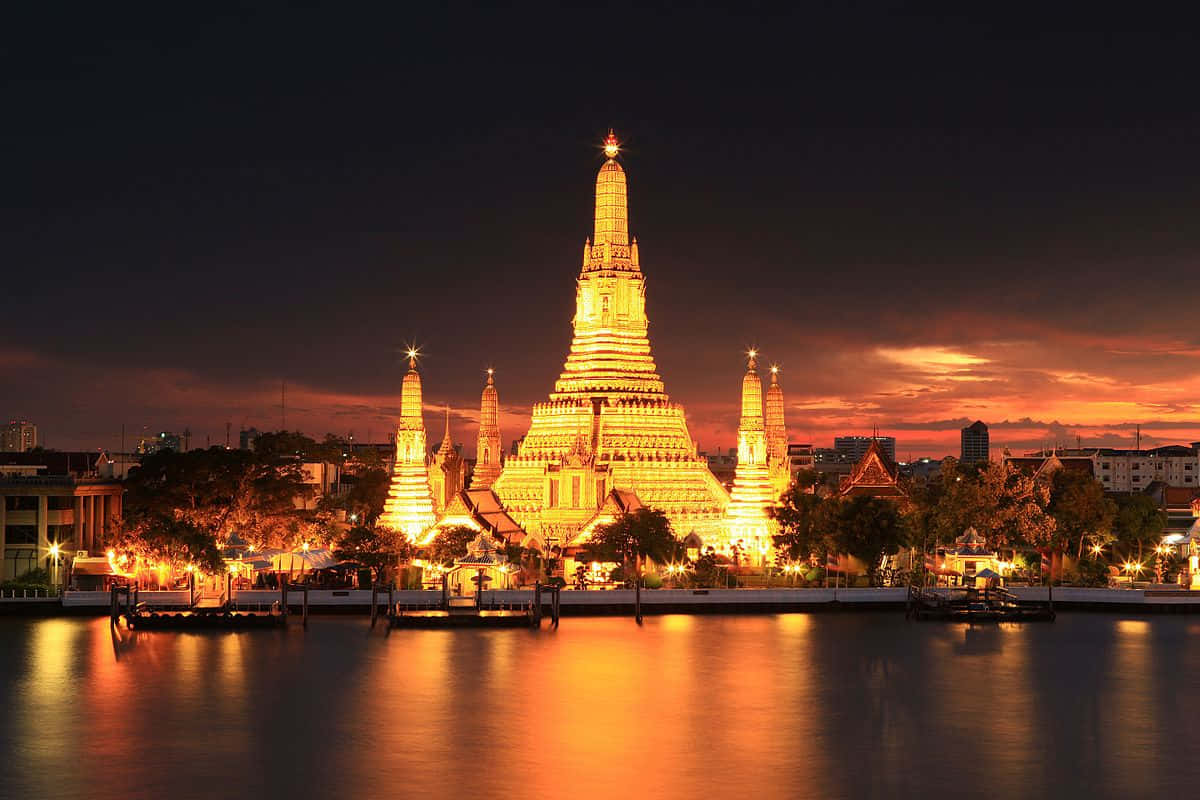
[4,3,1200,457]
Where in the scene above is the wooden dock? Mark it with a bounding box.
[907,585,1055,622]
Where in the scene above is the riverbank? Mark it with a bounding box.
[6,586,1200,616]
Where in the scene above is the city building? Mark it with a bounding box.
[492,131,729,548]
[378,353,438,541]
[0,451,123,583]
[1012,445,1199,492]
[835,435,896,463]
[239,427,262,450]
[1,421,38,452]
[960,420,989,463]
[786,443,815,480]
[137,431,183,455]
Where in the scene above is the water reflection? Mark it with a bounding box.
[0,614,1197,799]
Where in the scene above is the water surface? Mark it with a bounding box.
[1,613,1195,799]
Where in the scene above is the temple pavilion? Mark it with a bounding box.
[492,131,729,546]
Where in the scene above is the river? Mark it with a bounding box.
[1,613,1196,799]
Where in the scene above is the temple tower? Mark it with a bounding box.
[720,351,777,563]
[493,130,729,544]
[471,369,503,489]
[379,353,437,541]
[429,406,465,514]
[765,365,791,498]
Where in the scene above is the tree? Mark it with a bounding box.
[124,446,313,550]
[914,458,1054,550]
[827,496,907,585]
[578,509,681,578]
[336,467,390,524]
[1048,469,1116,557]
[1113,493,1167,562]
[334,525,415,581]
[771,484,833,560]
[114,514,225,574]
[425,525,480,566]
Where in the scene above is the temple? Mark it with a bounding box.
[492,131,729,547]
[839,438,907,500]
[765,365,791,498]
[378,352,438,541]
[471,369,502,489]
[716,351,778,562]
[429,407,466,516]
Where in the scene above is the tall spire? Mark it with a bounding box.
[722,350,775,564]
[380,350,437,542]
[765,364,787,462]
[593,129,629,250]
[740,350,764,433]
[472,368,503,489]
[437,405,454,456]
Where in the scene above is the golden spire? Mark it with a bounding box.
[740,350,764,431]
[437,405,455,456]
[401,351,423,420]
[594,129,628,249]
[766,364,787,465]
[472,367,503,489]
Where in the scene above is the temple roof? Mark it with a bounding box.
[839,439,906,498]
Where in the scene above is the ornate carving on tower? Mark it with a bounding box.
[765,365,791,498]
[471,369,503,489]
[492,131,729,542]
[430,406,465,514]
[719,350,778,564]
[379,351,437,542]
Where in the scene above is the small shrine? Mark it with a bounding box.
[940,527,1004,585]
[448,531,511,596]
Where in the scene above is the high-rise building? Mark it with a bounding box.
[1,421,37,452]
[834,435,896,463]
[960,420,989,463]
[137,431,182,455]
[492,130,728,544]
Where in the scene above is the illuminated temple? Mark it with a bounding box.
[379,353,438,541]
[492,131,730,546]
[717,352,778,561]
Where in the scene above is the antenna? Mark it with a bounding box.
[225,421,232,449]
[281,380,287,431]
[1136,423,1141,451]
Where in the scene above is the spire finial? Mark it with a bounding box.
[405,346,419,370]
[486,367,495,386]
[770,364,779,384]
[747,348,758,371]
[603,128,619,159]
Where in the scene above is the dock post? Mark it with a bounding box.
[441,573,449,611]
[110,585,118,621]
[371,585,379,627]
[553,586,560,628]
[281,580,288,617]
[635,577,643,625]
[302,584,309,628]
[533,582,542,626]
[388,583,394,621]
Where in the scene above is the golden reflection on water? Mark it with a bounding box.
[0,614,1195,799]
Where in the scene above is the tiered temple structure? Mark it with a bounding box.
[471,369,503,489]
[839,437,907,500]
[765,364,791,499]
[429,407,466,515]
[492,131,729,546]
[379,353,438,541]
[717,351,778,562]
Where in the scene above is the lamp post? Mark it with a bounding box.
[48,542,61,594]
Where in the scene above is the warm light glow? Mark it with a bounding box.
[47,542,60,559]
[603,129,619,159]
[1091,544,1104,556]
[185,564,195,573]
[302,541,310,552]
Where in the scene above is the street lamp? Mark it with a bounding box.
[47,542,61,592]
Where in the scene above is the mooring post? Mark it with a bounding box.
[302,584,309,628]
[635,576,643,625]
[388,583,395,620]
[553,586,560,628]
[281,580,288,617]
[533,582,542,625]
[370,585,379,627]
[441,573,449,611]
